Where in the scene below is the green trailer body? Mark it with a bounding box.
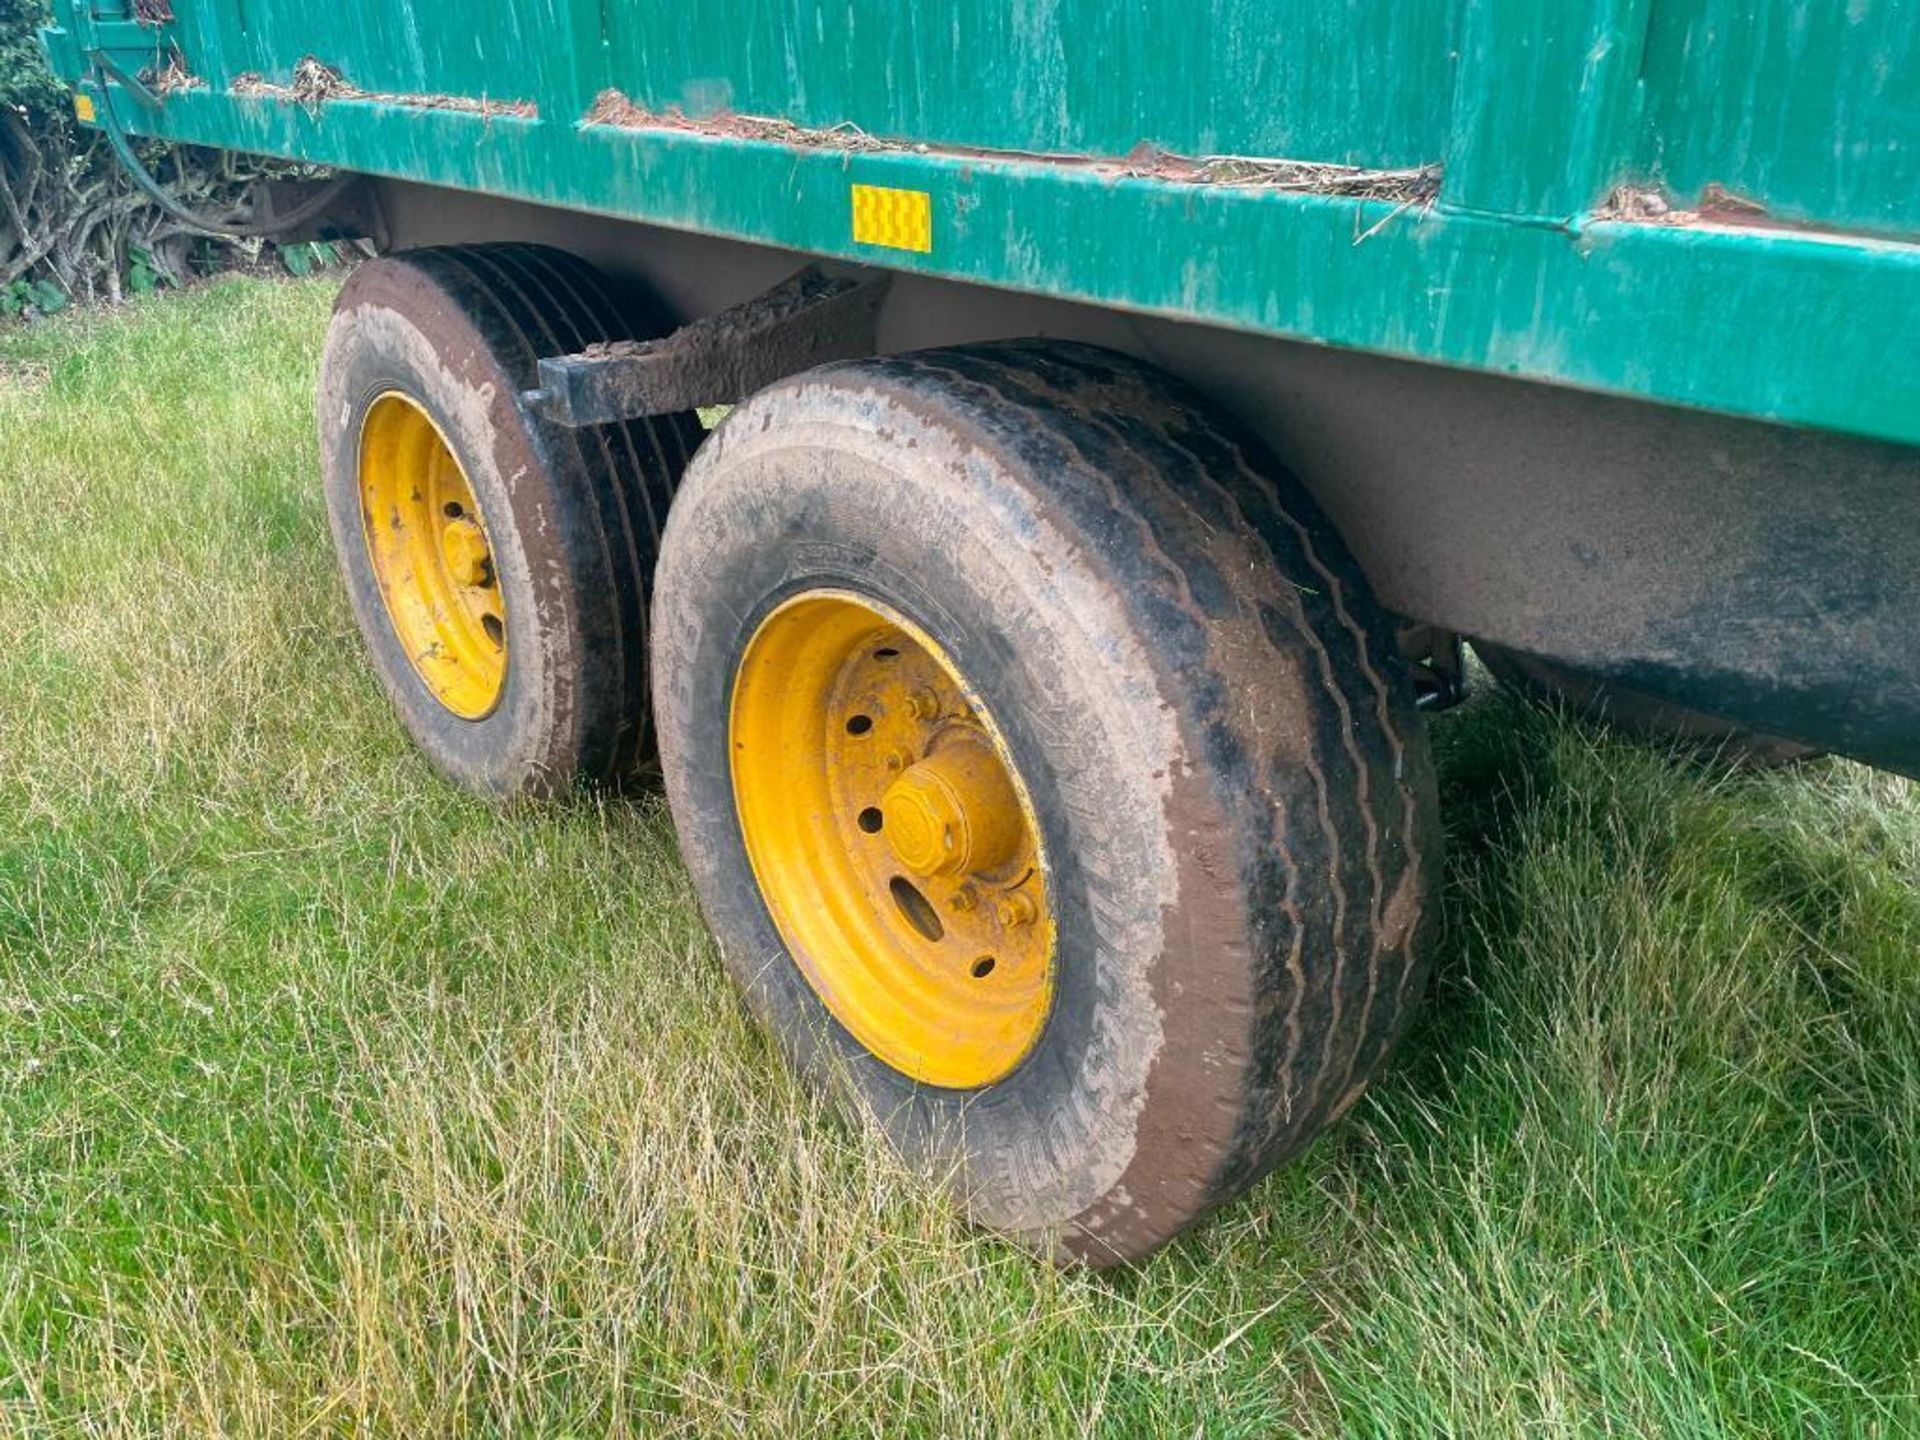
[38,1,1920,774]
[41,1,1920,445]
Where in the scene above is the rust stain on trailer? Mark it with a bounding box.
[1593,182,1919,250]
[1597,182,1772,227]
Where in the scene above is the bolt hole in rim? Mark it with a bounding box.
[889,876,946,941]
[358,391,507,720]
[730,591,1056,1089]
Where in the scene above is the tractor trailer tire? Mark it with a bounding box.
[318,243,700,798]
[649,341,1441,1264]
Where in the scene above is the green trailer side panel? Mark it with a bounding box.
[1638,0,1920,238]
[39,0,1920,447]
[76,88,1920,448]
[162,1,571,112]
[163,1,1461,168]
[594,1,1457,168]
[1442,0,1653,218]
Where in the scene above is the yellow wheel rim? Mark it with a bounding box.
[358,392,508,720]
[730,592,1056,1088]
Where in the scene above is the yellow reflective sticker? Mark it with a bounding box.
[851,184,933,254]
[73,93,96,124]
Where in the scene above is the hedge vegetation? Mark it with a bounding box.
[0,0,279,316]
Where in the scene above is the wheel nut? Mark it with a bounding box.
[905,687,942,720]
[949,884,979,913]
[883,749,913,773]
[996,893,1038,927]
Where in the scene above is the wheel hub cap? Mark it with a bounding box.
[439,516,493,588]
[880,734,1024,879]
[729,591,1056,1088]
[357,391,507,720]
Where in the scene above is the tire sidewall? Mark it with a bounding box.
[654,397,1226,1255]
[319,264,583,797]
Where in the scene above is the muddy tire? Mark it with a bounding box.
[319,244,701,798]
[650,342,1440,1264]
[1474,642,1821,768]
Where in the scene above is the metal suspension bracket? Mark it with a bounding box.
[527,264,890,427]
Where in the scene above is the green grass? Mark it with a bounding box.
[3,278,1919,1437]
